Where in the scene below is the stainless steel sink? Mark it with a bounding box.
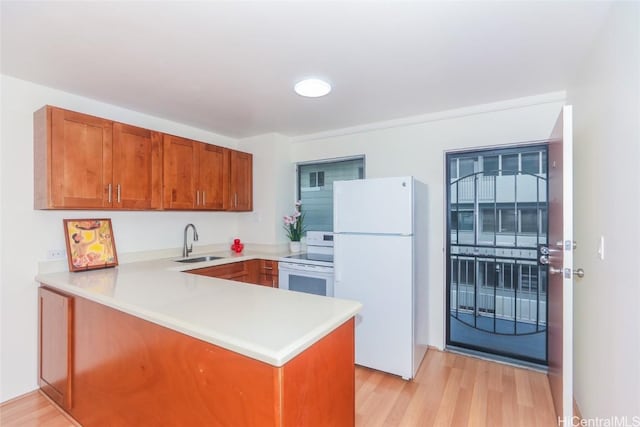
[174,255,223,263]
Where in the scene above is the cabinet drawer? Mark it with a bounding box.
[258,260,279,287]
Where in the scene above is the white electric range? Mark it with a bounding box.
[278,231,334,296]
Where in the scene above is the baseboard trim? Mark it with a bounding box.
[0,389,39,407]
[573,398,583,420]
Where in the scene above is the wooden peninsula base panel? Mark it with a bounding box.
[39,287,355,426]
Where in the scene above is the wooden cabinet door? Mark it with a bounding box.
[113,123,162,209]
[38,287,73,410]
[44,107,113,208]
[229,150,253,211]
[163,134,197,209]
[244,259,260,284]
[198,144,230,210]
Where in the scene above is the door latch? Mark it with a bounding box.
[556,240,577,250]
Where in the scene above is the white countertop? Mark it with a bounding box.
[35,251,361,367]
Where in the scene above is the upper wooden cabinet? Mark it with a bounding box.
[198,143,230,210]
[34,106,252,211]
[34,106,162,210]
[229,149,253,211]
[113,123,163,209]
[35,106,113,209]
[163,135,230,210]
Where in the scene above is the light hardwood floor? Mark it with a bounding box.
[0,390,78,427]
[0,350,557,426]
[355,350,556,426]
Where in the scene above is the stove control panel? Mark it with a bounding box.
[306,231,334,247]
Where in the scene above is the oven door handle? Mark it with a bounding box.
[279,262,334,274]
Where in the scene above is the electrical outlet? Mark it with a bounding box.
[47,249,66,260]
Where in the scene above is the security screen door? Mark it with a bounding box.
[446,144,549,364]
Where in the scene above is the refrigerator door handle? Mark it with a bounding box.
[333,187,340,231]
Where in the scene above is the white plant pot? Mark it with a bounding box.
[289,241,301,253]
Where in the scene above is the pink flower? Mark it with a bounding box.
[283,202,306,241]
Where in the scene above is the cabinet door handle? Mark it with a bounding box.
[202,191,206,205]
[196,190,200,206]
[117,184,121,203]
[234,193,238,207]
[107,184,112,203]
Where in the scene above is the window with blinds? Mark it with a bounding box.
[297,157,365,232]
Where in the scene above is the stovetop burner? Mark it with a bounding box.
[284,253,333,264]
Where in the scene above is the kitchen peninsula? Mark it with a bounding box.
[36,254,361,426]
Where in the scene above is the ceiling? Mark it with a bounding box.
[1,1,612,139]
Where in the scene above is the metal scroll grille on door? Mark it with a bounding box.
[449,168,548,337]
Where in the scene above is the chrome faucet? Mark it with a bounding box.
[182,223,199,258]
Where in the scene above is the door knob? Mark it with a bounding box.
[548,267,584,278]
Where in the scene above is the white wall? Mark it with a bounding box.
[237,133,294,245]
[291,96,565,349]
[568,2,640,419]
[0,76,242,401]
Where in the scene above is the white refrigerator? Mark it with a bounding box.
[333,176,428,380]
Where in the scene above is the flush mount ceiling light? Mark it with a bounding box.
[294,78,332,98]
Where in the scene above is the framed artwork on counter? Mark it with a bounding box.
[63,218,118,272]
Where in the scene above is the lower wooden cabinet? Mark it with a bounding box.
[38,287,73,410]
[188,260,252,282]
[188,259,278,287]
[258,259,279,287]
[37,285,355,426]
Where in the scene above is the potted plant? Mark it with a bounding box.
[283,201,306,253]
